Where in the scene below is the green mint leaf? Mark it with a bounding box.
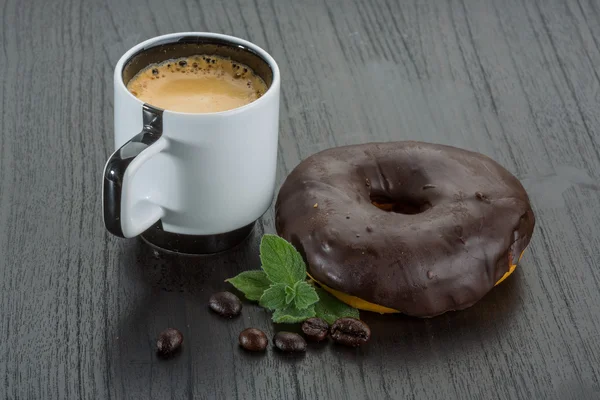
[272,305,316,323]
[293,281,319,310]
[259,283,288,310]
[314,287,360,324]
[225,270,271,301]
[284,285,296,304]
[260,234,306,286]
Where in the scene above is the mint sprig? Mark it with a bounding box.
[260,234,306,285]
[259,283,287,310]
[225,270,271,301]
[226,234,359,324]
[293,281,319,310]
[314,287,360,324]
[273,306,316,323]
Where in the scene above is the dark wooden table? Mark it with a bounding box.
[2,0,600,398]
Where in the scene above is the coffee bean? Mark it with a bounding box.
[151,68,159,75]
[209,292,242,318]
[178,60,187,67]
[301,318,329,342]
[156,328,183,358]
[274,332,307,352]
[330,318,371,347]
[239,328,268,352]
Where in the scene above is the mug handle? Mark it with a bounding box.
[103,105,168,238]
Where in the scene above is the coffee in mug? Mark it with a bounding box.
[103,33,280,254]
[126,55,268,113]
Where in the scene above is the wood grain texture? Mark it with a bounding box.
[1,0,600,398]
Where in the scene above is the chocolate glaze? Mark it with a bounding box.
[275,142,535,317]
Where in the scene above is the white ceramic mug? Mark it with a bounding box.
[103,33,280,254]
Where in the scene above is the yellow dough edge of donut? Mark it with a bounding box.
[308,250,526,314]
[308,273,399,313]
[494,250,525,286]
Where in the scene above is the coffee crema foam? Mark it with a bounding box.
[126,55,268,113]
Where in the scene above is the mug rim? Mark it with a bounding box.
[114,32,280,117]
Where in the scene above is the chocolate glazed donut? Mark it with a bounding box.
[275,142,535,317]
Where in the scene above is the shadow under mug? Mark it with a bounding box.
[103,33,280,254]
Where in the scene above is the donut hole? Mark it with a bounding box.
[370,194,431,215]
